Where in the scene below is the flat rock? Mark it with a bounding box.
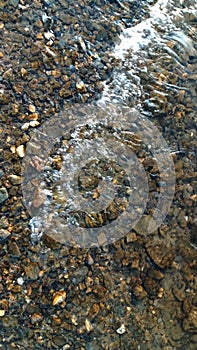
[145,241,175,269]
[0,187,8,204]
[0,229,11,243]
[134,215,157,236]
[10,0,19,8]
[0,216,9,229]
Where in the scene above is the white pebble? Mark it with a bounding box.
[16,145,25,158]
[116,324,126,334]
[29,120,40,128]
[21,123,30,130]
[17,277,24,285]
[0,310,5,317]
[44,31,55,41]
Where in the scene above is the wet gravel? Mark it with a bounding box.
[0,0,197,349]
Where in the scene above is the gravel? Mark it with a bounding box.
[0,0,196,349]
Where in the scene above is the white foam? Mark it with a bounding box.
[114,0,170,60]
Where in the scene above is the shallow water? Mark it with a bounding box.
[102,0,197,106]
[1,0,197,349]
[27,0,197,247]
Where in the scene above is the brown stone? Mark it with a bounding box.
[132,285,147,300]
[183,308,197,333]
[143,277,160,296]
[8,241,21,257]
[31,313,43,324]
[25,262,40,280]
[145,241,175,269]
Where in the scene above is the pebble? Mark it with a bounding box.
[10,145,16,154]
[21,123,30,130]
[0,310,5,317]
[29,120,40,128]
[143,277,160,296]
[21,120,40,130]
[132,285,147,300]
[8,175,22,185]
[126,231,137,243]
[25,262,40,280]
[53,336,68,346]
[0,216,9,229]
[134,215,153,236]
[0,229,11,243]
[8,241,21,257]
[21,67,28,77]
[116,324,126,334]
[0,187,8,204]
[85,318,93,332]
[52,290,67,305]
[86,253,94,265]
[76,81,86,92]
[16,144,25,158]
[3,68,13,80]
[28,104,36,113]
[31,313,43,324]
[145,240,175,269]
[27,113,39,120]
[44,31,55,41]
[17,277,24,286]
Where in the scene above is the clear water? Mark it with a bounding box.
[1,1,196,349]
[26,0,197,248]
